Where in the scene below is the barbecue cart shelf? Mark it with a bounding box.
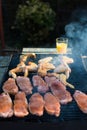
[22,48,72,54]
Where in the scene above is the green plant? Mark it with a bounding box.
[14,0,56,47]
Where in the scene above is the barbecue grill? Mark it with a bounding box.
[0,48,87,129]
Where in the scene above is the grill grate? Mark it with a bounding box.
[0,53,87,122]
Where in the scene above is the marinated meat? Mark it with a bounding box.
[27,62,38,72]
[44,92,60,117]
[14,91,29,117]
[73,90,87,113]
[29,93,44,116]
[38,57,53,64]
[54,63,71,79]
[44,76,66,90]
[32,75,49,93]
[51,82,72,104]
[19,53,36,63]
[38,62,55,77]
[2,78,18,95]
[54,64,68,73]
[9,53,36,78]
[16,76,33,94]
[9,62,26,79]
[22,62,38,77]
[44,76,58,87]
[46,73,74,89]
[0,93,13,118]
[38,62,55,70]
[59,74,75,89]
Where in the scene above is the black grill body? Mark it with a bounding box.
[0,53,87,127]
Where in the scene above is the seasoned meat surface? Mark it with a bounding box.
[29,93,44,116]
[37,57,55,77]
[44,76,57,87]
[45,76,66,90]
[44,92,60,116]
[32,75,49,93]
[2,78,18,95]
[0,93,13,118]
[54,63,71,79]
[38,57,53,64]
[51,82,72,104]
[14,91,29,117]
[73,90,87,113]
[16,76,33,94]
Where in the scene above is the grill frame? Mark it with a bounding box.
[0,53,87,123]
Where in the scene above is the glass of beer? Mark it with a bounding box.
[56,37,68,54]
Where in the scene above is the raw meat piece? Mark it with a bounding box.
[22,62,38,77]
[9,53,36,78]
[54,64,68,73]
[46,72,60,78]
[0,93,13,118]
[14,91,29,117]
[9,62,26,79]
[54,63,71,79]
[46,73,74,89]
[59,74,75,89]
[44,76,66,90]
[27,62,38,72]
[44,76,58,87]
[44,92,60,117]
[38,62,55,70]
[16,76,33,94]
[29,93,44,116]
[32,75,49,93]
[38,57,53,64]
[51,82,72,104]
[2,78,18,95]
[73,90,87,113]
[38,62,55,77]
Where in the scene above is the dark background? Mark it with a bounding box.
[2,0,87,48]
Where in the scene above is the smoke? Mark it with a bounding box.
[65,8,87,55]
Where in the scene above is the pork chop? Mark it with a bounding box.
[16,76,33,94]
[51,82,72,104]
[29,93,44,116]
[73,90,87,113]
[44,76,66,90]
[0,93,13,118]
[13,91,29,117]
[44,92,60,117]
[32,75,49,93]
[2,78,18,95]
[44,76,57,87]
